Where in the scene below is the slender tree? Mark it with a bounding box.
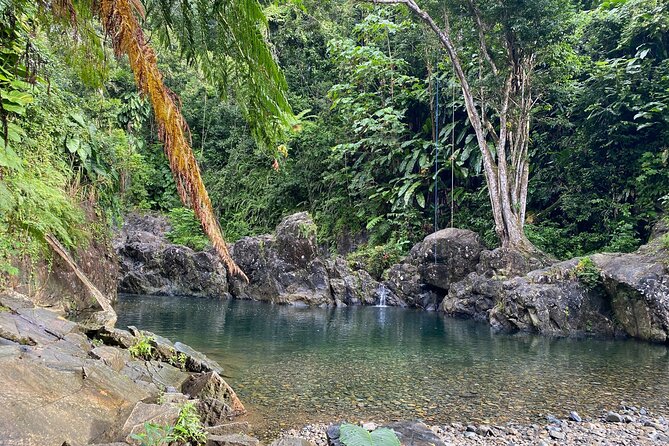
[369,0,571,252]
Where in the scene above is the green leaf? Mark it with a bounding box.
[370,429,401,446]
[69,112,86,128]
[416,193,426,208]
[0,145,22,171]
[340,424,373,446]
[339,424,400,446]
[66,137,80,154]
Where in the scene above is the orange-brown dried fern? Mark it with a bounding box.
[97,0,248,281]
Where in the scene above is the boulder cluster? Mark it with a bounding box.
[115,212,669,343]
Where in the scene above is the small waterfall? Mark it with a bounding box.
[376,284,389,307]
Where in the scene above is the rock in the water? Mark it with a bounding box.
[326,256,381,306]
[174,341,224,375]
[270,437,316,446]
[593,247,669,342]
[385,421,447,446]
[487,258,620,336]
[182,371,246,425]
[326,424,343,446]
[207,422,251,436]
[549,430,565,440]
[115,213,229,298]
[382,263,435,309]
[569,411,582,422]
[229,213,333,306]
[439,272,502,319]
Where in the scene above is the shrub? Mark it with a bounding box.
[128,334,154,359]
[346,240,407,280]
[130,422,174,446]
[165,207,210,251]
[173,402,207,445]
[573,257,601,289]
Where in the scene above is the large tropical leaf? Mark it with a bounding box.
[339,424,400,446]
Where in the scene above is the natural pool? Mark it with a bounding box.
[116,294,669,435]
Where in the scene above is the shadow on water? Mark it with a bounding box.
[116,295,669,433]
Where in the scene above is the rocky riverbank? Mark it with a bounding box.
[115,212,669,344]
[282,405,669,446]
[0,290,249,446]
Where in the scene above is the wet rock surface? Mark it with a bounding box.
[115,213,229,298]
[115,211,669,343]
[230,212,333,306]
[441,221,669,343]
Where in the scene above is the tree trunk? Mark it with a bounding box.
[372,0,539,252]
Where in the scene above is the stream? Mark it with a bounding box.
[116,294,669,435]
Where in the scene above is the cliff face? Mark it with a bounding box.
[5,208,119,315]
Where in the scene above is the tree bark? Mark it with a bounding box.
[371,0,537,252]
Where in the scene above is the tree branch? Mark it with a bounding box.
[467,0,498,75]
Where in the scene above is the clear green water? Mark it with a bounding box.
[116,295,669,434]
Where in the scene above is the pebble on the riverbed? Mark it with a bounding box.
[606,411,624,423]
[279,407,669,446]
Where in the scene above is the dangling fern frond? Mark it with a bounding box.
[143,0,295,154]
[97,0,248,281]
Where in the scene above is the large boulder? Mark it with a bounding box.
[229,213,333,306]
[408,228,484,292]
[0,292,248,445]
[183,371,246,426]
[0,299,154,446]
[326,256,381,306]
[591,241,669,342]
[455,221,669,342]
[382,263,437,309]
[439,272,503,319]
[115,213,229,298]
[488,259,621,337]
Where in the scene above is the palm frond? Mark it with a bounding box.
[98,0,247,281]
[143,0,295,153]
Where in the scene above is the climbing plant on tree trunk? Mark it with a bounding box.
[369,0,574,252]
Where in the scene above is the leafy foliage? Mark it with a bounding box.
[172,402,207,445]
[129,422,175,446]
[128,334,154,359]
[166,208,210,251]
[347,241,408,280]
[573,257,601,289]
[339,424,401,446]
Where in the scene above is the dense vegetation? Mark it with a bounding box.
[1,0,668,281]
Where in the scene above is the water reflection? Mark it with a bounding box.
[116,295,669,432]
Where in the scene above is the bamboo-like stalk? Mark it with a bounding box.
[97,0,248,281]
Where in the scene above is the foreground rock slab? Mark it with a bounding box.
[0,292,245,446]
